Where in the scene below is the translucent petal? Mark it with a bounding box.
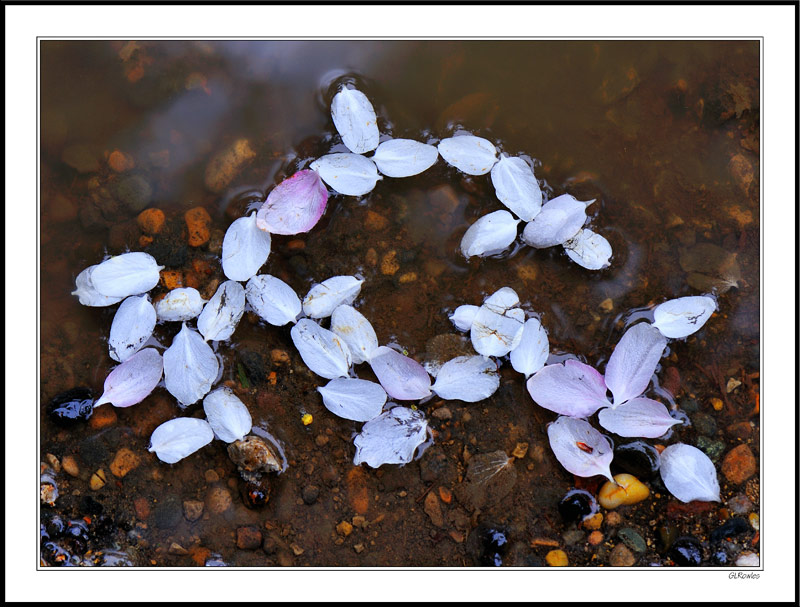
[660,443,721,503]
[148,417,214,464]
[652,295,717,339]
[437,135,498,175]
[521,194,592,248]
[155,287,205,322]
[318,378,387,422]
[221,213,272,282]
[203,387,252,443]
[449,304,479,331]
[71,265,124,307]
[94,348,163,408]
[353,407,428,468]
[470,305,524,357]
[368,346,432,401]
[490,156,543,221]
[302,275,364,319]
[460,210,520,258]
[330,304,378,364]
[563,229,612,270]
[197,281,245,342]
[598,397,682,438]
[483,287,520,314]
[256,169,329,235]
[163,323,220,407]
[90,252,164,298]
[510,318,549,378]
[331,86,379,154]
[310,153,381,196]
[245,274,301,326]
[108,295,156,362]
[547,416,614,482]
[372,138,438,177]
[290,319,352,379]
[431,355,499,402]
[605,323,667,406]
[526,359,610,418]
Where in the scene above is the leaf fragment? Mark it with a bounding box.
[108,295,156,362]
[318,378,387,422]
[597,397,682,438]
[290,319,352,379]
[604,323,666,406]
[526,359,610,418]
[302,275,364,319]
[90,252,164,298]
[563,229,613,270]
[148,417,214,464]
[331,86,380,154]
[222,213,272,281]
[163,323,220,407]
[652,295,717,339]
[437,135,498,175]
[431,355,499,402]
[256,169,329,235]
[197,281,245,342]
[353,407,428,468]
[94,347,163,408]
[460,210,520,258]
[330,304,378,364]
[372,139,438,177]
[203,387,252,443]
[490,156,542,221]
[547,416,615,482]
[660,443,721,503]
[310,153,381,196]
[245,274,302,326]
[369,346,432,401]
[155,287,205,322]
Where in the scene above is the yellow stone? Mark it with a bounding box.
[748,513,759,531]
[582,512,603,530]
[380,251,400,276]
[598,474,650,509]
[600,298,614,313]
[398,272,418,284]
[711,397,724,411]
[515,263,537,282]
[336,521,353,537]
[89,468,107,491]
[545,549,568,566]
[301,413,313,426]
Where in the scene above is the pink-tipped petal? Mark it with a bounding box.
[526,359,609,418]
[547,416,614,482]
[597,397,682,438]
[369,346,432,401]
[94,348,163,408]
[604,323,667,406]
[256,170,328,235]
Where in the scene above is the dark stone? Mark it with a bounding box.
[262,536,278,555]
[47,388,94,426]
[617,527,647,553]
[79,204,108,232]
[301,485,320,505]
[64,519,90,553]
[612,441,660,480]
[679,397,699,413]
[237,350,267,384]
[658,526,678,551]
[668,536,703,566]
[478,526,509,567]
[153,496,183,530]
[45,515,66,539]
[418,447,456,484]
[696,435,726,462]
[145,220,188,268]
[113,174,153,213]
[558,489,597,524]
[287,255,309,278]
[80,495,104,515]
[41,541,71,566]
[240,478,271,509]
[710,517,750,543]
[711,547,730,565]
[692,412,718,436]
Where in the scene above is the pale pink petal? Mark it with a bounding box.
[597,397,682,438]
[660,443,720,503]
[256,169,328,235]
[547,416,614,482]
[604,323,667,406]
[526,359,609,418]
[369,346,432,401]
[94,348,163,408]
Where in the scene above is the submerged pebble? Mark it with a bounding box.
[668,536,703,566]
[598,474,650,509]
[48,388,94,426]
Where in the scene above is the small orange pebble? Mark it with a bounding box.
[89,405,117,430]
[545,549,568,567]
[138,235,154,247]
[108,149,135,172]
[438,486,452,504]
[588,531,604,546]
[710,397,724,411]
[183,271,202,289]
[268,371,277,385]
[189,546,211,567]
[286,239,306,251]
[137,208,166,235]
[301,413,313,426]
[582,512,603,530]
[192,258,214,275]
[530,537,560,548]
[184,207,212,247]
[654,444,666,454]
[160,269,184,290]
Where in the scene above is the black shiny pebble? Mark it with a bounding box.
[48,388,94,426]
[669,536,703,566]
[45,515,66,539]
[41,541,72,566]
[479,527,509,566]
[64,519,90,553]
[612,441,660,480]
[710,517,750,543]
[558,489,597,523]
[711,548,729,565]
[241,478,271,509]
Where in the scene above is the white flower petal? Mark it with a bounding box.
[303,275,364,319]
[431,355,499,402]
[90,252,163,298]
[94,348,163,408]
[660,443,721,503]
[330,304,378,364]
[310,153,381,196]
[547,416,614,482]
[163,324,220,407]
[470,305,524,357]
[460,210,520,258]
[652,295,717,339]
[521,194,592,248]
[510,318,549,378]
[449,304,480,332]
[598,397,682,438]
[245,274,302,326]
[71,265,124,307]
[483,287,521,314]
[605,323,667,407]
[563,229,612,270]
[490,156,542,221]
[353,407,428,468]
[318,378,387,422]
[331,87,379,154]
[222,213,272,282]
[148,417,214,464]
[108,295,156,362]
[197,281,245,342]
[155,287,206,322]
[437,135,498,175]
[369,346,432,401]
[290,319,352,379]
[372,139,438,177]
[203,387,252,443]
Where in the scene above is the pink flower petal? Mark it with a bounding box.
[256,169,328,235]
[547,416,614,482]
[604,323,667,406]
[597,397,682,438]
[526,359,609,418]
[369,346,431,401]
[94,348,163,408]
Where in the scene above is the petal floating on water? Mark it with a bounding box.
[490,156,542,221]
[526,359,610,418]
[310,153,381,197]
[90,252,163,298]
[437,135,498,175]
[318,377,387,422]
[598,397,682,438]
[197,281,245,342]
[659,443,721,503]
[372,138,438,177]
[331,86,380,154]
[431,355,499,402]
[221,213,272,282]
[155,287,206,322]
[521,194,592,248]
[652,295,717,339]
[163,323,220,407]
[547,416,614,482]
[483,286,521,314]
[330,304,378,364]
[203,387,252,443]
[245,274,302,326]
[369,346,432,401]
[460,210,520,258]
[256,169,329,235]
[449,304,480,332]
[290,319,352,379]
[562,229,612,270]
[303,275,364,319]
[108,295,156,362]
[71,265,124,307]
[94,347,163,408]
[148,417,214,464]
[604,323,666,407]
[470,304,524,357]
[353,406,428,468]
[510,317,549,378]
